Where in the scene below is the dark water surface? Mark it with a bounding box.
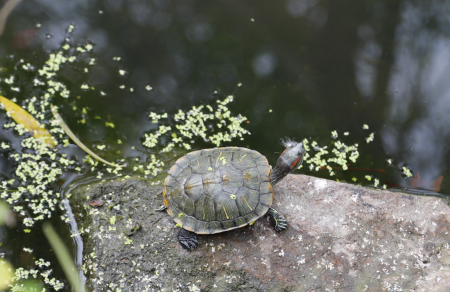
[1,0,450,289]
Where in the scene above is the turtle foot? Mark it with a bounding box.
[177,228,198,251]
[155,205,167,212]
[268,207,287,232]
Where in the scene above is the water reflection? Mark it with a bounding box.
[286,0,318,18]
[158,74,178,94]
[129,2,152,27]
[252,52,276,77]
[286,0,327,28]
[186,21,214,42]
[151,11,172,30]
[381,0,450,187]
[354,25,381,100]
[218,63,237,82]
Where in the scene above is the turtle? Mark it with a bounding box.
[157,139,305,251]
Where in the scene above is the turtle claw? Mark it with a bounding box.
[177,228,198,251]
[155,205,168,212]
[274,217,287,232]
[267,207,288,232]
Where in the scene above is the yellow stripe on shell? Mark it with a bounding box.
[242,197,253,211]
[222,206,229,219]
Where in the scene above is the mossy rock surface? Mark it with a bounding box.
[70,175,450,291]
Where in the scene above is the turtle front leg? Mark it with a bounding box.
[267,207,287,232]
[177,228,198,251]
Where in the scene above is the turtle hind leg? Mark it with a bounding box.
[177,228,198,251]
[155,190,168,211]
[267,207,287,232]
[155,205,167,211]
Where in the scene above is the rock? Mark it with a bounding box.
[70,175,450,291]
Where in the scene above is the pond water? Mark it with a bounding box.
[1,0,450,290]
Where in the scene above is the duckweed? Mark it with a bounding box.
[7,258,65,291]
[301,131,360,176]
[144,95,249,153]
[331,130,338,139]
[402,166,413,178]
[366,132,375,143]
[0,41,115,236]
[141,96,250,175]
[374,178,379,187]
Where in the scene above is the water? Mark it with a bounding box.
[1,0,450,289]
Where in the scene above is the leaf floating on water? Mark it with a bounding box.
[430,175,443,192]
[12,27,39,49]
[89,199,104,207]
[0,95,56,148]
[408,172,424,189]
[409,172,443,192]
[50,104,125,168]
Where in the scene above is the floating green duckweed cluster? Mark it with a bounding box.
[331,130,338,139]
[0,134,75,228]
[303,128,388,189]
[402,166,413,178]
[366,132,375,143]
[374,178,380,187]
[144,95,249,152]
[142,95,250,176]
[145,154,165,176]
[149,112,168,123]
[8,257,64,291]
[0,41,104,231]
[301,135,360,176]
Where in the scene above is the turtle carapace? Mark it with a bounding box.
[158,140,305,251]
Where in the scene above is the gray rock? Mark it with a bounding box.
[70,174,450,291]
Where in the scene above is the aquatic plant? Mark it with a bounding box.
[143,95,250,151]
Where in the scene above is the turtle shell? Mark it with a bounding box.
[163,147,273,234]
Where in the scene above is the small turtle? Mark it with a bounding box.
[157,140,305,251]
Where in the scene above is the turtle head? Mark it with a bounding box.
[270,139,305,186]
